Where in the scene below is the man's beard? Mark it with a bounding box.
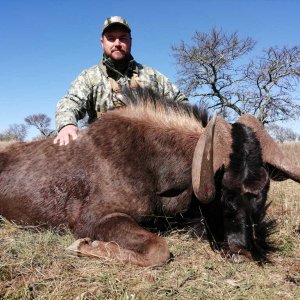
[103,53,134,79]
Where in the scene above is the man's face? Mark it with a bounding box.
[101,26,132,61]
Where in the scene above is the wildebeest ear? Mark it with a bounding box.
[265,164,296,182]
[237,114,300,184]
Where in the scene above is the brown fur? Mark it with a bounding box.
[0,92,205,266]
[1,89,299,266]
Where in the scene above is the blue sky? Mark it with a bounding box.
[1,0,300,137]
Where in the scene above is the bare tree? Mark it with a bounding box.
[172,28,300,124]
[245,46,300,123]
[267,123,299,143]
[0,124,27,141]
[24,114,55,137]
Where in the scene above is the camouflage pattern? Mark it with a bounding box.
[55,61,188,132]
[102,16,131,34]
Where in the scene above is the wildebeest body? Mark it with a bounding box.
[0,112,198,229]
[1,89,300,266]
[1,93,207,267]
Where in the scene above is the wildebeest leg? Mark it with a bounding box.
[67,213,171,267]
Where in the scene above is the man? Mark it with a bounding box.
[54,16,188,146]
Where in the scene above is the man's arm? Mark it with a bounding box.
[143,67,188,103]
[160,74,188,103]
[173,89,189,103]
[54,70,92,145]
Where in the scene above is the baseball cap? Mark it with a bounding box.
[102,16,131,35]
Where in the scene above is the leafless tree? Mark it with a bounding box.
[24,113,55,137]
[245,46,300,123]
[267,123,299,143]
[172,28,300,124]
[0,124,27,141]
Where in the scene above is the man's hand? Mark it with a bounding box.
[53,125,79,146]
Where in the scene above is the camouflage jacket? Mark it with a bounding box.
[55,60,188,132]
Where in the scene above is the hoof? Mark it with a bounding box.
[66,237,92,256]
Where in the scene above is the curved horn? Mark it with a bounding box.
[237,114,300,183]
[192,115,232,203]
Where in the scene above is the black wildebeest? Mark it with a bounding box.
[1,89,300,266]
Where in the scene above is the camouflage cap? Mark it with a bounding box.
[102,16,131,35]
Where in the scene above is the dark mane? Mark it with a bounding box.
[221,123,277,262]
[118,87,209,128]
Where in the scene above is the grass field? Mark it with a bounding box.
[0,141,299,299]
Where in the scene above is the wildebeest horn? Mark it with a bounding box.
[192,115,233,203]
[237,114,300,183]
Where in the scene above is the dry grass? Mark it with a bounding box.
[0,142,300,299]
[0,141,16,151]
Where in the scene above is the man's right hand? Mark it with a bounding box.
[53,125,79,146]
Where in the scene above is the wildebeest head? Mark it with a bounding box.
[192,114,300,262]
[220,122,274,262]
